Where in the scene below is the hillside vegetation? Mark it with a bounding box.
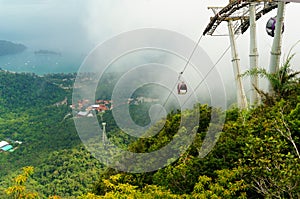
[0,56,299,198]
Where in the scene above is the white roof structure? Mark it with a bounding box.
[77,111,89,117]
[0,141,9,148]
[87,113,94,117]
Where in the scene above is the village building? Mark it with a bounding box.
[77,111,89,117]
[2,145,13,152]
[0,140,14,152]
[0,141,9,148]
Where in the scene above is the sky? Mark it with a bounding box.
[0,0,299,95]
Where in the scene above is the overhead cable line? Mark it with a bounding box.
[164,34,240,110]
[161,34,204,108]
[182,44,231,108]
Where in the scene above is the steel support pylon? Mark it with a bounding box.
[249,2,260,105]
[269,1,286,93]
[228,20,248,109]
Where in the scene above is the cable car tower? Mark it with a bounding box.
[203,0,289,108]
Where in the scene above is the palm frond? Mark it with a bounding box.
[287,71,300,80]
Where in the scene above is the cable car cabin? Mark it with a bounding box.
[177,82,187,95]
[266,17,284,37]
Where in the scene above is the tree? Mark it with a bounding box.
[243,54,300,105]
[192,167,248,199]
[81,174,182,199]
[5,166,39,199]
[240,100,300,198]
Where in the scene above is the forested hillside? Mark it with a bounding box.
[0,40,26,56]
[0,71,67,109]
[0,71,90,197]
[0,61,299,198]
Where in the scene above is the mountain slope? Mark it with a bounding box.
[0,70,66,109]
[0,40,26,56]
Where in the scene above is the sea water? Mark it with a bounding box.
[0,49,85,75]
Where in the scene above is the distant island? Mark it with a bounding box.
[0,40,26,56]
[34,50,61,56]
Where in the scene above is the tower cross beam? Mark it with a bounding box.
[203,0,282,36]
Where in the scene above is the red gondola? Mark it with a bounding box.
[177,81,187,95]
